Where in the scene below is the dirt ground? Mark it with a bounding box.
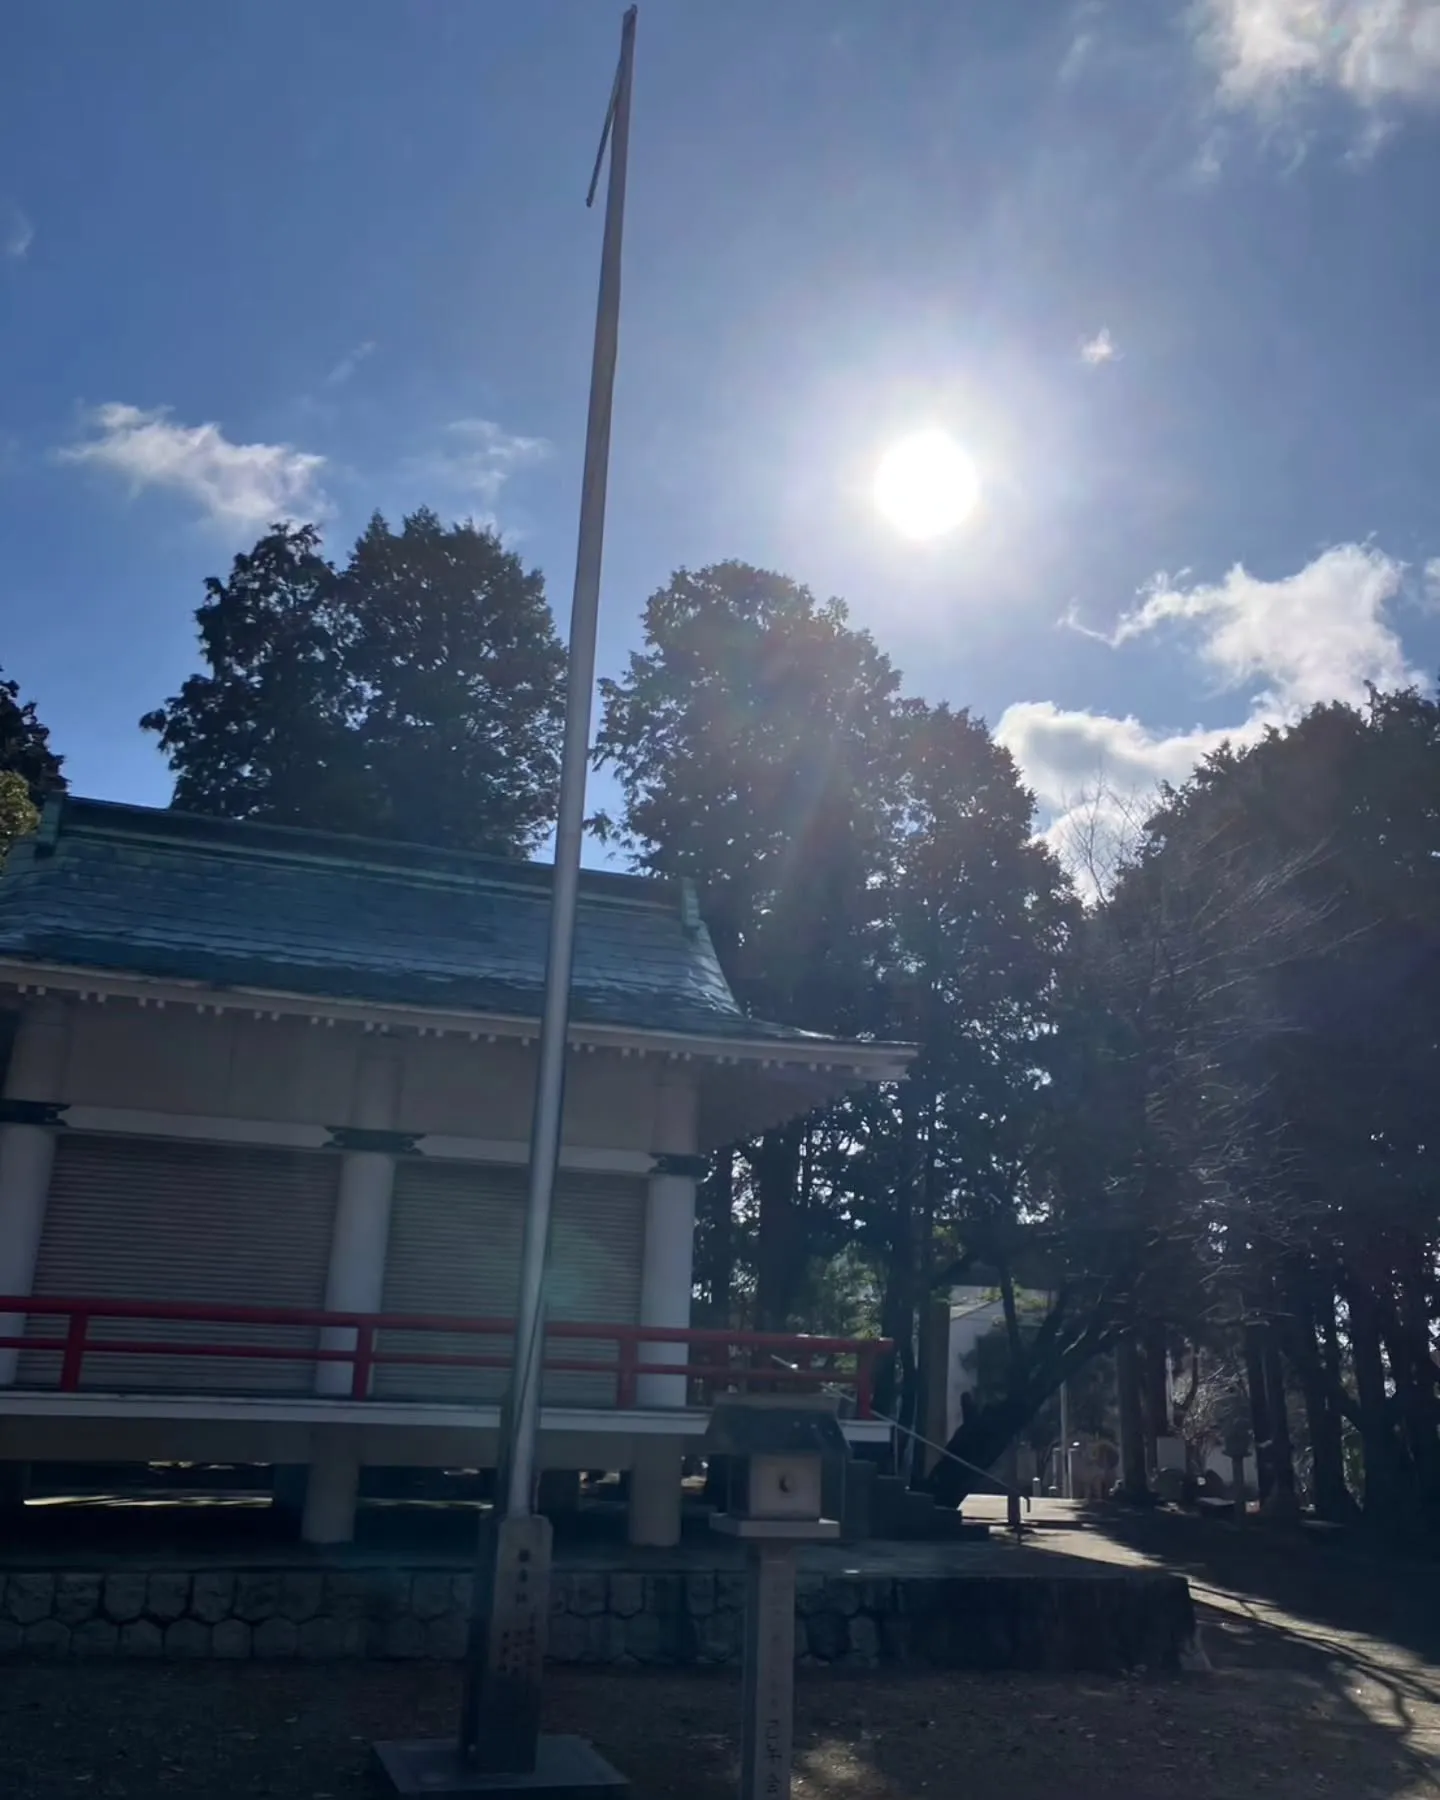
[1,1658,1436,1800]
[6,1508,1440,1799]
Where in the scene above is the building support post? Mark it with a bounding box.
[628,1437,684,1548]
[302,1430,361,1546]
[637,1077,700,1411]
[0,996,70,1387]
[317,1049,404,1398]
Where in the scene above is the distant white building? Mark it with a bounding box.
[942,1285,1006,1446]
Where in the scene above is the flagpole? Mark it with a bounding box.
[375,14,637,1794]
[468,0,637,1785]
[499,0,636,1536]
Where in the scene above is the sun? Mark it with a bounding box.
[873,429,980,540]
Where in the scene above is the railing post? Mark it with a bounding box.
[617,1336,638,1410]
[59,1310,88,1392]
[350,1320,376,1400]
[855,1345,874,1420]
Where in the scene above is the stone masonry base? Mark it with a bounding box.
[0,1565,1196,1672]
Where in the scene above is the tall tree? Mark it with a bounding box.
[832,703,1080,1440]
[143,511,566,856]
[339,510,566,852]
[0,666,65,807]
[141,524,357,829]
[595,562,907,1326]
[1097,689,1440,1530]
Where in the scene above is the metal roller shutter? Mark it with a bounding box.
[22,1134,339,1394]
[376,1162,644,1407]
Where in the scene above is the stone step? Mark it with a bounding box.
[869,1475,990,1542]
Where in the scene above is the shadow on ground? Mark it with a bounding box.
[2,1660,1436,1800]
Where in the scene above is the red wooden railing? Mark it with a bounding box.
[0,1296,889,1418]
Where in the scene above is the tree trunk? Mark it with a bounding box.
[695,1151,734,1324]
[1345,1275,1415,1533]
[1262,1332,1299,1518]
[1286,1272,1354,1522]
[877,1255,915,1441]
[1242,1321,1275,1504]
[750,1126,804,1331]
[930,1390,1035,1508]
[1115,1336,1151,1503]
[877,1089,920,1437]
[1385,1241,1440,1520]
[1138,1318,1171,1475]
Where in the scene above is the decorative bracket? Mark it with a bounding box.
[651,1152,709,1181]
[325,1126,422,1155]
[0,1098,68,1128]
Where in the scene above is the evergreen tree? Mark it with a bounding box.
[0,665,65,807]
[143,511,566,856]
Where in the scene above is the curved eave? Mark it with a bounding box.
[0,957,914,1090]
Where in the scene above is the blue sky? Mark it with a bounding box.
[4,0,1440,868]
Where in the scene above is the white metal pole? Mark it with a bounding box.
[502,1,636,1523]
[457,10,637,1776]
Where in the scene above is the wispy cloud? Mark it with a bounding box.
[1000,543,1425,887]
[59,403,328,531]
[1200,0,1440,116]
[324,339,377,387]
[410,418,552,522]
[3,201,33,261]
[1079,327,1118,366]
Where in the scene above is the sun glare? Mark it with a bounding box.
[873,429,980,540]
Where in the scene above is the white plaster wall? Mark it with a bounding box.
[944,1300,1004,1444]
[57,1002,671,1152]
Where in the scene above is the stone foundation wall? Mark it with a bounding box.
[0,1566,1195,1673]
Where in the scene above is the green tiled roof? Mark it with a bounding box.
[0,797,819,1044]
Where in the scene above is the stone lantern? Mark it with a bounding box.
[704,1398,848,1800]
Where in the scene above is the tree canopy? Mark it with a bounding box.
[596,563,1082,1454]
[46,507,1440,1535]
[0,666,64,861]
[0,666,64,809]
[599,558,1440,1533]
[142,510,566,856]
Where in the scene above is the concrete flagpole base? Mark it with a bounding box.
[372,1736,630,1799]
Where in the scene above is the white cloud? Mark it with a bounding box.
[1202,0,1440,113]
[324,339,377,387]
[997,703,1240,817]
[997,703,1245,888]
[59,403,328,530]
[3,201,32,261]
[413,418,551,520]
[1107,544,1419,710]
[1079,327,1118,366]
[1000,543,1426,889]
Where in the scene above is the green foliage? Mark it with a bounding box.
[0,769,39,863]
[596,561,1091,1441]
[595,562,905,1029]
[143,511,566,855]
[1095,688,1440,1526]
[0,666,64,808]
[596,563,909,1328]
